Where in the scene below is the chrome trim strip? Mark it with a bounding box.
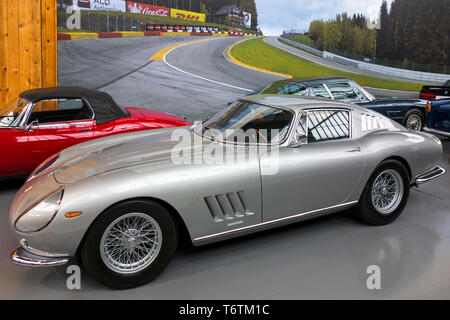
[415,165,446,184]
[11,247,69,267]
[194,201,358,241]
[423,127,450,138]
[19,239,70,258]
[31,121,94,129]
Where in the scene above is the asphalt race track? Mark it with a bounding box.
[0,36,449,299]
[58,36,281,122]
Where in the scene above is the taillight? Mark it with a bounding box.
[426,102,431,113]
[419,93,436,100]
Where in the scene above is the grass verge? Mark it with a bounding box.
[230,37,425,92]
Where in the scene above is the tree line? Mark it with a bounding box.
[305,0,449,67]
[377,0,449,67]
[307,13,375,57]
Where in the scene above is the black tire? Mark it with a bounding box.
[355,160,410,226]
[403,108,425,131]
[81,200,178,290]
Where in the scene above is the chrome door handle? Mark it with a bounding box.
[346,147,361,153]
[77,128,92,132]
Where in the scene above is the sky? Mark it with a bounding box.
[256,0,393,36]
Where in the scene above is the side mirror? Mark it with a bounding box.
[24,120,38,132]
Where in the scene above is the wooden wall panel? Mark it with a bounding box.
[6,1,20,102]
[19,0,32,93]
[0,0,57,107]
[0,0,6,105]
[41,0,57,88]
[30,0,43,90]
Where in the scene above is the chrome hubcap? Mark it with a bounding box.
[371,169,404,215]
[100,213,162,275]
[406,114,422,131]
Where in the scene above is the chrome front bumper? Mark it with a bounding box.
[414,166,446,185]
[423,127,450,138]
[11,246,70,267]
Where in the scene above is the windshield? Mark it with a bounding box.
[0,98,30,127]
[255,82,308,96]
[202,101,294,144]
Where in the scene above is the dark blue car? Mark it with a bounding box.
[424,98,450,138]
[251,77,427,131]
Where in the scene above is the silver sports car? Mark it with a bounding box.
[9,95,446,289]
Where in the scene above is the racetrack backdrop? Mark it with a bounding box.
[0,0,57,107]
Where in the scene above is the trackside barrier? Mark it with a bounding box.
[97,32,122,39]
[162,32,193,36]
[58,32,255,41]
[280,37,323,57]
[280,36,449,83]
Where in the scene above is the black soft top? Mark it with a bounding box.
[20,86,130,125]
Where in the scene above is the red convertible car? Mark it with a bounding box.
[0,87,190,179]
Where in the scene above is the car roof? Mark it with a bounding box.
[20,86,130,125]
[242,94,361,112]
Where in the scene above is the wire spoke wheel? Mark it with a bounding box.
[371,169,404,215]
[405,114,422,131]
[100,213,162,275]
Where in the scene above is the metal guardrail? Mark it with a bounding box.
[280,38,323,57]
[280,36,450,84]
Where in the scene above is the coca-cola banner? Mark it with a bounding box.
[126,1,169,17]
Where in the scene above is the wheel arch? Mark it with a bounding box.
[382,156,412,181]
[75,197,193,260]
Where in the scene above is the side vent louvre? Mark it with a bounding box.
[204,191,254,222]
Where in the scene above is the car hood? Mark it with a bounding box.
[52,126,201,184]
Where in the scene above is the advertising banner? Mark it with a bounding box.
[170,8,206,22]
[243,11,252,28]
[73,0,126,12]
[126,1,170,17]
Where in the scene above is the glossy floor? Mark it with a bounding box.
[0,140,449,299]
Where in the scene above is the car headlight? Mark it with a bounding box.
[15,188,64,233]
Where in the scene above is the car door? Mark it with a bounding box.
[0,128,36,177]
[260,108,365,222]
[25,98,95,171]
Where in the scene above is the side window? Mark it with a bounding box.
[307,110,350,143]
[326,82,359,103]
[28,98,93,125]
[311,84,331,99]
